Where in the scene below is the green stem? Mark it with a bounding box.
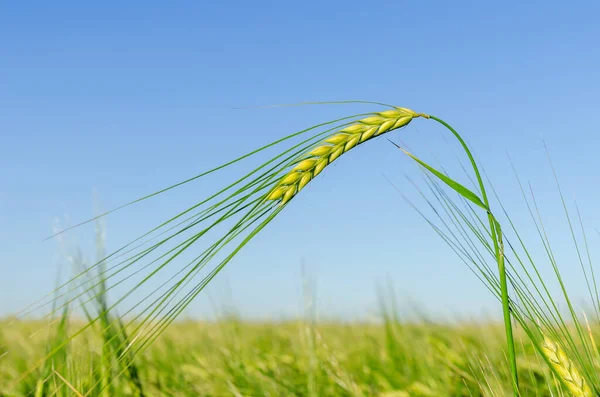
[428,115,519,395]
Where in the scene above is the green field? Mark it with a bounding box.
[0,311,581,396]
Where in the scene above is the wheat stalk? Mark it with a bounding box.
[264,105,520,394]
[266,107,429,204]
[541,336,593,397]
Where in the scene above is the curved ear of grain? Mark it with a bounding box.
[266,107,428,206]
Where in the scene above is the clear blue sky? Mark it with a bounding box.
[2,1,600,321]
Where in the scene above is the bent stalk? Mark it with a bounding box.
[427,116,519,395]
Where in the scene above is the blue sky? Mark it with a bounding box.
[2,1,600,320]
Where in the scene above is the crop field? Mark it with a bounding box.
[0,312,577,397]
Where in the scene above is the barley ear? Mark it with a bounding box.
[541,336,593,397]
[266,107,429,205]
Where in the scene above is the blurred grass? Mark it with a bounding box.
[1,311,572,396]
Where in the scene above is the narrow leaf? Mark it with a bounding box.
[393,143,488,211]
